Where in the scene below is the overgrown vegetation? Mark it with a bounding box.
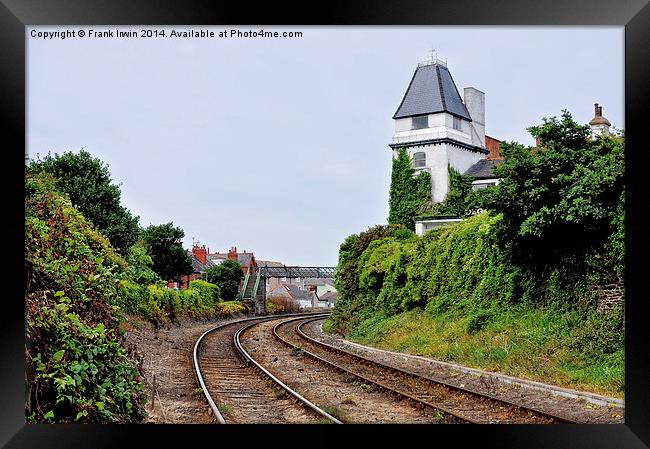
[141,223,194,283]
[26,173,147,423]
[27,150,141,254]
[328,112,625,395]
[205,259,245,301]
[388,147,431,230]
[417,165,475,218]
[266,294,300,314]
[25,154,234,423]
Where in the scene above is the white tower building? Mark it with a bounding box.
[589,103,611,138]
[390,57,489,203]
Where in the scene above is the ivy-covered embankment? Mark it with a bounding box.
[25,173,238,423]
[326,113,624,397]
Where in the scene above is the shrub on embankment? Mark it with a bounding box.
[25,173,229,422]
[326,213,624,396]
[26,173,147,423]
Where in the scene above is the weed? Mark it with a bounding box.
[323,405,347,422]
[340,397,356,405]
[290,347,304,357]
[217,402,232,415]
[273,389,289,400]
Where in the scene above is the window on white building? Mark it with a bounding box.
[472,182,496,191]
[411,116,428,130]
[413,152,426,168]
[453,116,462,130]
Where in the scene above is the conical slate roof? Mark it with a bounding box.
[393,63,472,120]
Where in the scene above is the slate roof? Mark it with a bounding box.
[257,260,285,268]
[191,255,206,273]
[464,158,504,180]
[282,284,310,301]
[237,253,254,267]
[302,277,335,287]
[319,291,337,302]
[393,63,472,120]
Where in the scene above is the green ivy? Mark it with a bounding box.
[388,147,432,230]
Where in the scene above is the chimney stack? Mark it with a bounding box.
[193,245,207,265]
[228,246,238,261]
[464,87,486,148]
[589,102,611,138]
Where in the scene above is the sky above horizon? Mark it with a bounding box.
[27,26,623,266]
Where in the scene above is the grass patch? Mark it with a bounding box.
[322,405,347,422]
[347,305,624,398]
[273,388,289,400]
[217,402,232,415]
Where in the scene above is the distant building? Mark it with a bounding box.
[589,103,611,138]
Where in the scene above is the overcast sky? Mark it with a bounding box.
[27,26,623,266]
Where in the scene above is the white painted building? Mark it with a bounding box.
[589,103,611,138]
[390,56,490,203]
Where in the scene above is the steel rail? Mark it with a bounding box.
[192,312,335,424]
[234,316,342,424]
[271,316,475,424]
[296,316,580,424]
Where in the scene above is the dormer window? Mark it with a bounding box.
[453,116,461,130]
[413,152,426,168]
[411,116,428,130]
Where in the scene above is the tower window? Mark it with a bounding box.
[413,152,426,168]
[453,116,462,130]
[411,116,428,130]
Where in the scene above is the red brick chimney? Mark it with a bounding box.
[485,135,502,160]
[193,245,207,265]
[228,246,238,261]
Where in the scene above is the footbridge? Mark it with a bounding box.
[240,266,337,314]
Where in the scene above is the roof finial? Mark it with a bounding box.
[419,48,447,68]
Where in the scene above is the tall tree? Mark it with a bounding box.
[388,147,431,230]
[26,150,140,254]
[141,223,193,282]
[483,110,624,273]
[205,260,244,301]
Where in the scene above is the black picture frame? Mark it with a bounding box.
[2,1,649,447]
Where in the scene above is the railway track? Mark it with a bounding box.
[193,313,341,424]
[273,315,581,424]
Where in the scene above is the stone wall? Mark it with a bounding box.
[592,277,625,313]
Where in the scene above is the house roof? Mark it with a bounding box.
[302,277,335,287]
[190,255,206,273]
[257,260,285,268]
[237,253,254,267]
[393,63,472,120]
[589,115,611,126]
[319,291,337,302]
[464,158,504,180]
[282,284,310,301]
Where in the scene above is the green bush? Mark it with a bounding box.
[143,285,169,323]
[216,301,247,316]
[181,288,201,312]
[189,279,220,308]
[25,173,147,423]
[117,279,148,315]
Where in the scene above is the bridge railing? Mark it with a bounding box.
[258,266,336,279]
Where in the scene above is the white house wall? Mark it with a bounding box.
[447,145,484,177]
